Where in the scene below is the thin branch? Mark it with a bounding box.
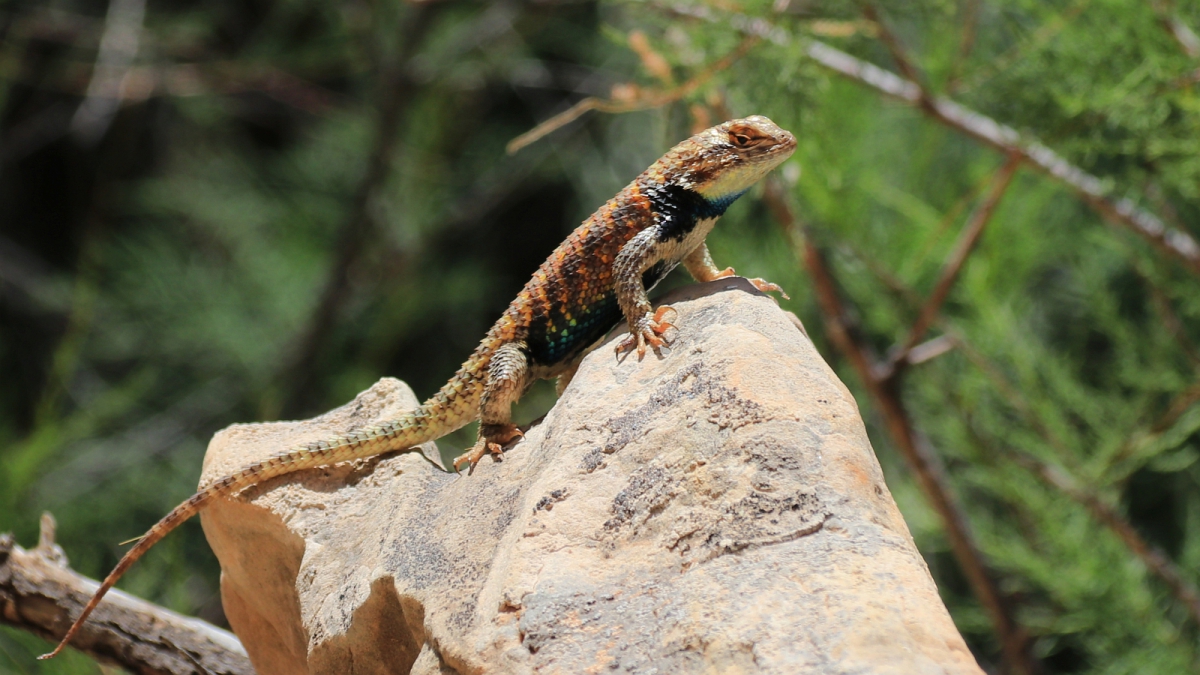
[1168,67,1200,90]
[1148,0,1200,58]
[506,35,758,154]
[0,517,251,674]
[950,338,1075,459]
[890,155,1021,373]
[664,4,1200,277]
[907,335,957,365]
[762,180,1037,675]
[911,169,997,277]
[1148,381,1200,436]
[70,0,145,145]
[954,335,1200,626]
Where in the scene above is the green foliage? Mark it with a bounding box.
[1,0,1198,673]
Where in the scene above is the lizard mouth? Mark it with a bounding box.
[762,130,796,157]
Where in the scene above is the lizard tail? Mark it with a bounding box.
[41,368,487,659]
[39,489,215,659]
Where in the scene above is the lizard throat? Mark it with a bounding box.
[644,183,744,243]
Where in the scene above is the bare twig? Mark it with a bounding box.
[907,335,957,365]
[762,180,1037,675]
[664,4,1200,277]
[0,524,251,674]
[506,35,758,154]
[953,336,1200,626]
[810,46,1200,276]
[70,0,145,145]
[890,155,1021,373]
[1168,67,1200,90]
[1148,0,1200,58]
[910,169,996,273]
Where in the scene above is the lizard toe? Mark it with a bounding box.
[747,277,790,300]
[455,424,524,474]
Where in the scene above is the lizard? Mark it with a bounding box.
[41,114,796,659]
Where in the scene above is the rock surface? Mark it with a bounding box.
[199,279,983,675]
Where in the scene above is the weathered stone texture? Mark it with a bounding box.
[200,279,983,675]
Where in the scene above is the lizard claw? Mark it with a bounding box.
[747,277,789,300]
[615,306,677,360]
[710,267,789,300]
[453,424,524,474]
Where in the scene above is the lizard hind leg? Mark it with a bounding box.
[453,342,530,473]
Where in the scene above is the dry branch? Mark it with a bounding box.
[506,35,758,154]
[70,0,145,144]
[0,516,251,674]
[665,4,1200,277]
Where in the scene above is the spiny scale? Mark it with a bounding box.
[41,115,795,659]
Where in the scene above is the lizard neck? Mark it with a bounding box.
[642,182,745,242]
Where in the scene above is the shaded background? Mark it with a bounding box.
[2,0,1200,672]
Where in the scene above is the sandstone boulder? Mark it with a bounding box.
[199,279,983,675]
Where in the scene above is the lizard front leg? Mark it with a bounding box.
[453,342,529,473]
[612,227,677,359]
[682,242,789,299]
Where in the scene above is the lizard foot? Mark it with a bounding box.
[746,277,790,300]
[615,306,677,360]
[453,424,524,474]
[709,267,790,300]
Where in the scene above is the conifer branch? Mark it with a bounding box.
[663,4,1200,278]
[847,253,1200,632]
[1009,453,1200,628]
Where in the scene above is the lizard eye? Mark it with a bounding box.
[727,126,764,149]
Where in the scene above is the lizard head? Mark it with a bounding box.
[649,115,796,206]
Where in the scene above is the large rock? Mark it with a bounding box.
[199,279,983,675]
